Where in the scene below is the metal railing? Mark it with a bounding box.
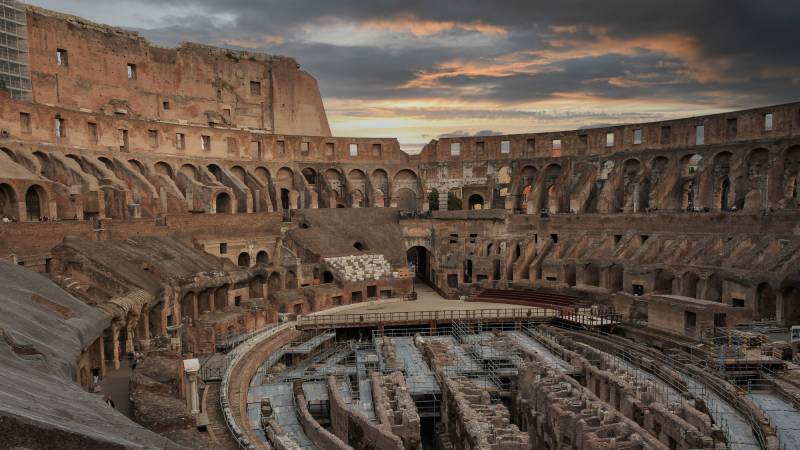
[298,308,556,327]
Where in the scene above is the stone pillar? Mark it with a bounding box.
[126,323,135,353]
[183,358,200,414]
[167,325,183,352]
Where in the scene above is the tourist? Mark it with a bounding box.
[106,396,115,408]
[73,214,78,220]
[127,351,135,368]
[2,215,8,224]
[91,365,100,386]
[10,217,16,222]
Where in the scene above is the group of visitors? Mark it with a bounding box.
[1,215,16,223]
[128,350,143,370]
[399,211,432,220]
[2,214,83,222]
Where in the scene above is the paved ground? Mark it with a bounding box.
[96,364,133,419]
[320,277,540,315]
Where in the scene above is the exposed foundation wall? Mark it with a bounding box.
[327,376,405,450]
[294,382,353,450]
[371,371,421,450]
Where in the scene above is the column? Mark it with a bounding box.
[183,359,200,414]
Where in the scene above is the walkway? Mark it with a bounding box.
[746,394,800,450]
[97,365,133,419]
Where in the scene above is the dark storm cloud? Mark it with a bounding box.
[27,0,800,114]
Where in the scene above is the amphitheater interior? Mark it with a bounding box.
[2,3,800,450]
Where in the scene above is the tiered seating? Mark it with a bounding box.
[467,289,586,310]
[323,254,397,282]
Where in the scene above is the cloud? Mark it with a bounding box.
[438,130,505,138]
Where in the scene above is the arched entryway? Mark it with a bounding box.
[756,282,776,320]
[256,251,269,265]
[180,292,196,322]
[706,274,722,302]
[468,194,483,210]
[238,252,250,267]
[654,270,674,294]
[215,192,231,214]
[281,189,290,212]
[584,264,599,287]
[285,271,298,289]
[268,272,281,294]
[250,275,266,299]
[25,185,44,221]
[608,265,624,293]
[0,183,16,218]
[782,287,800,326]
[214,284,230,310]
[323,271,334,283]
[407,246,429,279]
[683,272,699,298]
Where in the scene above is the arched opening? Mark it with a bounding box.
[447,188,462,211]
[215,192,232,214]
[25,185,43,221]
[354,242,364,251]
[254,167,271,185]
[281,188,290,211]
[706,274,723,302]
[718,178,730,210]
[654,270,674,294]
[312,268,320,282]
[207,164,222,182]
[302,168,316,185]
[680,179,695,209]
[198,289,213,313]
[336,204,345,208]
[256,251,269,265]
[300,223,309,229]
[129,159,145,175]
[782,287,800,326]
[513,243,521,262]
[217,90,222,100]
[498,166,511,184]
[407,246,429,279]
[783,146,800,200]
[683,272,699,298]
[285,271,298,289]
[214,285,230,310]
[756,282,776,320]
[427,188,439,211]
[230,166,246,183]
[268,272,281,294]
[464,259,473,283]
[585,264,600,287]
[468,194,483,210]
[375,189,385,207]
[542,164,561,211]
[154,162,173,179]
[249,275,266,299]
[681,154,702,177]
[0,147,17,163]
[609,265,624,293]
[397,188,417,212]
[148,303,161,337]
[99,157,116,173]
[323,271,334,283]
[351,189,363,208]
[0,183,16,218]
[486,243,493,255]
[238,252,250,267]
[564,263,576,287]
[180,292,195,322]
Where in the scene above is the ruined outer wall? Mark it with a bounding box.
[294,386,353,450]
[25,6,330,136]
[327,376,405,450]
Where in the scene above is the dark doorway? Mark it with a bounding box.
[25,186,41,220]
[407,246,428,278]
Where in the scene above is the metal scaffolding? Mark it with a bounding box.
[0,0,31,102]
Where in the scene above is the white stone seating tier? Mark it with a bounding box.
[323,254,396,282]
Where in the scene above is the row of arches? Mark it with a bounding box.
[0,182,50,221]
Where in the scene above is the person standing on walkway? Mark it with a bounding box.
[127,351,134,368]
[106,396,115,408]
[91,365,100,386]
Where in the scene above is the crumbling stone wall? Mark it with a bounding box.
[294,381,353,450]
[327,375,405,450]
[371,371,421,450]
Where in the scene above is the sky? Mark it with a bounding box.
[27,0,800,153]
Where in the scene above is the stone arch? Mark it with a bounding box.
[323,271,334,283]
[154,161,173,179]
[756,282,776,320]
[214,284,230,310]
[33,151,51,178]
[680,153,702,177]
[179,164,198,181]
[682,272,699,298]
[254,166,271,184]
[783,145,800,199]
[678,179,696,209]
[407,246,429,279]
[215,192,232,214]
[128,159,145,175]
[497,166,511,184]
[350,189,363,208]
[276,167,295,188]
[249,275,266,299]
[468,194,484,210]
[0,147,17,163]
[585,264,600,287]
[256,251,269,265]
[608,265,624,293]
[715,177,731,210]
[198,288,214,313]
[0,183,17,218]
[238,252,251,267]
[396,188,416,212]
[280,188,290,210]
[285,271,298,289]
[393,168,418,181]
[302,167,317,185]
[179,292,195,321]
[542,164,562,211]
[25,185,47,221]
[98,157,116,173]
[374,189,385,207]
[372,168,388,183]
[268,272,281,294]
[207,164,223,182]
[782,287,800,326]
[515,165,537,209]
[348,169,366,181]
[230,165,246,183]
[655,270,674,294]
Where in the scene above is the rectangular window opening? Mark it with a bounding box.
[251,141,262,160]
[579,134,587,147]
[88,122,97,144]
[19,112,30,133]
[661,126,671,144]
[733,298,745,308]
[685,311,697,327]
[349,143,358,156]
[696,125,704,145]
[162,101,170,110]
[127,64,137,79]
[764,113,773,131]
[227,137,237,155]
[325,142,334,156]
[450,142,460,156]
[220,243,227,254]
[550,233,558,243]
[57,49,68,67]
[277,140,285,154]
[119,129,129,151]
[727,118,737,136]
[476,141,485,154]
[201,135,211,152]
[301,141,309,153]
[606,132,614,147]
[372,143,381,157]
[148,130,158,148]
[501,140,510,154]
[176,133,185,150]
[553,139,561,157]
[56,118,65,137]
[250,81,261,96]
[526,139,535,152]
[633,129,642,145]
[223,108,231,117]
